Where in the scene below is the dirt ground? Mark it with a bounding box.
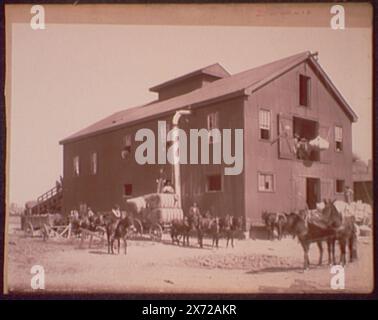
[5,227,374,294]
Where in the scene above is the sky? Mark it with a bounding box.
[8,21,372,205]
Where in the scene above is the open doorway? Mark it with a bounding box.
[293,117,320,161]
[306,178,320,209]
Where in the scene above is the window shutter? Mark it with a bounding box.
[319,125,331,163]
[278,114,294,159]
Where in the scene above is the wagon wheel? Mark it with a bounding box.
[149,223,163,242]
[133,218,144,235]
[25,222,34,237]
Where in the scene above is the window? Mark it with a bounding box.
[73,156,80,176]
[336,179,345,193]
[206,174,222,192]
[335,126,343,152]
[258,173,274,192]
[259,109,271,140]
[207,112,220,143]
[299,74,311,107]
[124,184,133,196]
[121,134,132,159]
[90,152,98,175]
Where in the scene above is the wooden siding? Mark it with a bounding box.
[244,61,353,225]
[62,60,354,227]
[62,96,245,217]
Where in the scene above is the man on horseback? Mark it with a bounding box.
[111,204,122,228]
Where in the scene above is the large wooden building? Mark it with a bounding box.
[59,51,357,225]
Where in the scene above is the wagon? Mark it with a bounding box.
[21,213,71,240]
[125,193,184,241]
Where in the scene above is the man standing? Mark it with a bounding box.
[189,202,201,217]
[344,186,354,204]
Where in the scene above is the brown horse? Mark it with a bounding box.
[221,215,243,248]
[285,211,335,269]
[105,213,135,255]
[170,216,195,246]
[321,200,357,265]
[285,202,357,269]
[262,211,287,240]
[191,212,220,248]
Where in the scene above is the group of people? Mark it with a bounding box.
[70,204,121,222]
[293,134,311,160]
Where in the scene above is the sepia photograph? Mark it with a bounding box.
[3,2,374,296]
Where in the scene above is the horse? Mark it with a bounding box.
[321,200,357,266]
[105,212,135,255]
[261,211,287,240]
[221,215,243,248]
[209,217,221,248]
[285,202,357,269]
[189,212,221,248]
[285,211,336,270]
[170,215,195,246]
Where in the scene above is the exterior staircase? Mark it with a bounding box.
[29,185,63,215]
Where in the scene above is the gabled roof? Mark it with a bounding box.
[149,63,230,92]
[60,51,357,144]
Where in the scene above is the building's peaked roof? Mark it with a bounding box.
[60,51,357,144]
[149,63,230,92]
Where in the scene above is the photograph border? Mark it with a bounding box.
[0,0,376,301]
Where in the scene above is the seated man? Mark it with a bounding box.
[111,205,122,225]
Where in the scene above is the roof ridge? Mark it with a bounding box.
[61,51,356,144]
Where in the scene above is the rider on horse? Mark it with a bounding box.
[111,204,122,228]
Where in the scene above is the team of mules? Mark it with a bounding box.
[170,212,243,249]
[70,199,358,271]
[263,199,358,269]
[72,210,243,254]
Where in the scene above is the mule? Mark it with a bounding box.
[285,211,335,270]
[321,200,357,265]
[221,215,243,248]
[170,216,194,246]
[285,203,357,269]
[191,213,221,248]
[262,211,287,240]
[105,213,135,255]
